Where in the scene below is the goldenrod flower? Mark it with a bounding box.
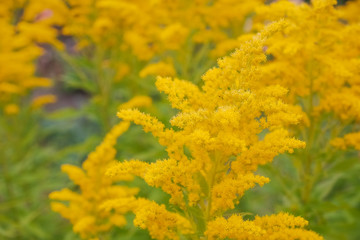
[107,22,320,239]
[4,104,20,115]
[0,0,64,110]
[118,96,152,110]
[248,0,360,235]
[140,61,176,78]
[31,94,57,109]
[254,0,360,126]
[50,122,138,239]
[59,0,264,79]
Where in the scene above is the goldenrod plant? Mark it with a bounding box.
[1,0,359,239]
[106,22,322,240]
[0,1,66,239]
[241,0,360,238]
[49,96,154,240]
[338,0,360,23]
[50,121,138,239]
[52,0,265,134]
[61,0,263,75]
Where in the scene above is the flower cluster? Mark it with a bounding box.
[57,0,264,80]
[49,95,152,239]
[1,0,359,239]
[106,22,322,240]
[254,0,360,145]
[241,1,360,235]
[49,121,138,239]
[0,0,63,114]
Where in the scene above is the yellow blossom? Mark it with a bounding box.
[331,132,360,150]
[132,198,193,240]
[57,0,265,83]
[0,1,64,110]
[254,0,360,128]
[108,22,319,239]
[338,0,360,23]
[140,61,176,78]
[114,63,130,82]
[4,104,20,115]
[246,0,360,235]
[118,96,152,110]
[49,122,138,239]
[206,213,323,240]
[31,94,57,109]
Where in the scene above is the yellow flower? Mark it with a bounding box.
[132,198,193,240]
[0,1,63,110]
[338,0,360,23]
[4,104,20,115]
[118,96,152,110]
[107,22,319,239]
[139,61,176,78]
[59,0,264,82]
[49,122,138,239]
[245,1,360,234]
[114,63,130,82]
[331,132,360,150]
[31,94,57,109]
[206,213,323,240]
[159,23,189,50]
[250,0,360,152]
[22,0,68,25]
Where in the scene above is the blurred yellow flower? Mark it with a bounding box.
[50,121,138,239]
[4,104,20,115]
[107,22,321,240]
[118,96,152,110]
[139,61,176,78]
[0,0,64,111]
[31,94,57,109]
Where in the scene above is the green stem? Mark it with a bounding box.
[205,152,221,221]
[301,61,316,204]
[94,46,112,133]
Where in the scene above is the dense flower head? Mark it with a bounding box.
[338,0,360,23]
[62,0,262,50]
[56,0,264,81]
[206,213,322,240]
[0,0,64,48]
[132,198,193,240]
[238,2,360,235]
[2,0,355,239]
[49,121,139,239]
[0,0,63,113]
[106,22,321,239]
[253,0,360,137]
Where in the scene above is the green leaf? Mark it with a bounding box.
[313,174,342,200]
[328,157,360,175]
[195,172,209,196]
[47,108,84,120]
